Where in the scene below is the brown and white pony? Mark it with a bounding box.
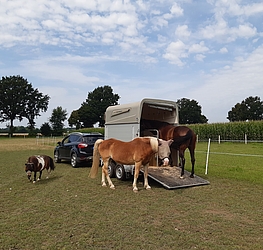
[89,137,173,192]
[25,155,55,183]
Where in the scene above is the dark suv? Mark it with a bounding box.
[54,132,104,167]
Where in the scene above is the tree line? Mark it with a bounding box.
[1,75,263,136]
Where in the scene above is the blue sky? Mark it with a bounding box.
[1,0,263,128]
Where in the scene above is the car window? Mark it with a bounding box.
[69,134,81,142]
[83,136,103,143]
[63,136,70,144]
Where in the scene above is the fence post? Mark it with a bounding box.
[205,138,211,175]
[218,135,220,144]
[245,134,247,144]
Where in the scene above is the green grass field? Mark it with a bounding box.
[1,138,262,249]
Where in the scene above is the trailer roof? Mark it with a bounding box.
[105,98,179,125]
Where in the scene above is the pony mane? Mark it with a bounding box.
[148,137,158,153]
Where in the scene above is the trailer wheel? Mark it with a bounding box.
[115,164,126,181]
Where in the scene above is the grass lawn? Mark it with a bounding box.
[0,138,262,249]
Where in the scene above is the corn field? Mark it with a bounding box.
[188,120,263,141]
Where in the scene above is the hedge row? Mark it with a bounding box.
[188,121,263,141]
[77,121,263,141]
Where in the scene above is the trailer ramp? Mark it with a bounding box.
[141,166,210,189]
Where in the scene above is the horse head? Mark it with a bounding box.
[157,139,173,166]
[25,162,34,180]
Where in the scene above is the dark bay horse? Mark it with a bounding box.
[141,119,196,178]
[25,155,55,183]
[89,137,173,192]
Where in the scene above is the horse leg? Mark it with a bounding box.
[189,148,195,178]
[132,163,141,192]
[37,171,42,181]
[33,172,37,183]
[179,149,185,179]
[143,164,151,190]
[101,167,106,187]
[102,162,115,189]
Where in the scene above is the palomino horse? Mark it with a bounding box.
[89,137,173,192]
[141,119,196,178]
[25,155,55,183]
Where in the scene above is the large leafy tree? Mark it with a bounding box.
[227,96,263,122]
[0,75,50,135]
[176,98,208,124]
[68,110,81,129]
[49,106,67,136]
[72,85,120,127]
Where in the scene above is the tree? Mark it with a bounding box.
[40,122,52,136]
[176,98,208,124]
[24,88,50,131]
[75,85,120,127]
[227,96,263,122]
[49,106,67,136]
[0,75,50,135]
[68,110,81,129]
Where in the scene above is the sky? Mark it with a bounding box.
[1,0,263,128]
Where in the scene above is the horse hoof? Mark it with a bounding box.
[133,188,138,193]
[145,186,151,190]
[102,183,107,187]
[180,176,184,179]
[46,176,49,179]
[110,185,115,190]
[33,181,36,183]
[190,175,194,178]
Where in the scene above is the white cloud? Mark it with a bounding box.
[195,54,206,62]
[170,3,184,17]
[175,25,191,39]
[189,44,263,122]
[219,47,228,53]
[1,0,263,127]
[189,41,209,54]
[163,40,187,66]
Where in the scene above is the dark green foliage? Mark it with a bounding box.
[189,120,263,141]
[227,96,263,121]
[40,122,52,136]
[49,106,67,136]
[68,110,81,129]
[0,75,49,135]
[70,85,120,128]
[176,98,208,124]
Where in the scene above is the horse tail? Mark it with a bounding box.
[49,156,55,170]
[189,130,197,150]
[89,139,103,178]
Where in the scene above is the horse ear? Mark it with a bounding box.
[168,139,173,146]
[157,139,162,146]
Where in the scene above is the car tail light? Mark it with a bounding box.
[78,143,88,148]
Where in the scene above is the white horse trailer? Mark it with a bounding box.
[104,98,179,180]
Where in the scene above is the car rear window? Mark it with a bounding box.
[83,136,103,143]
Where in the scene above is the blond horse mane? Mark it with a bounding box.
[144,137,158,153]
[89,139,104,178]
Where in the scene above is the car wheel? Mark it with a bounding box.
[54,150,61,163]
[108,160,116,178]
[71,152,78,168]
[115,164,126,181]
